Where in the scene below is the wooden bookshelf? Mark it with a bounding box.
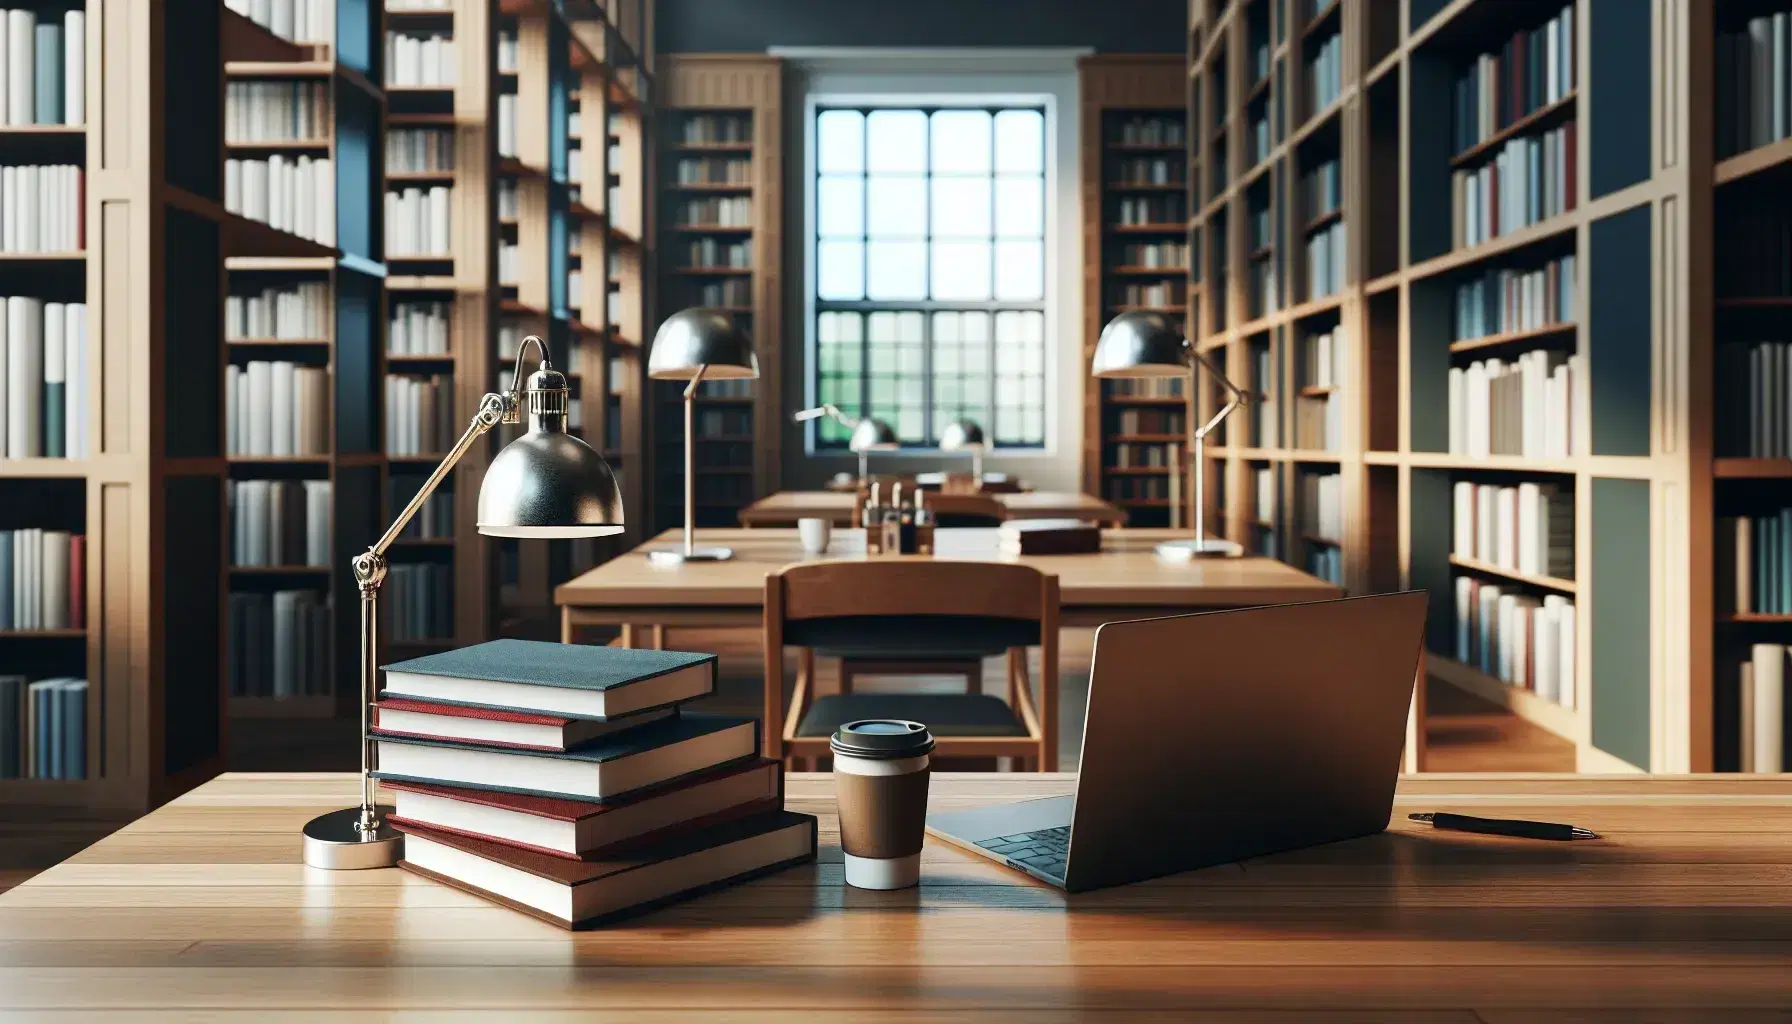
[651,55,783,532]
[1079,56,1190,528]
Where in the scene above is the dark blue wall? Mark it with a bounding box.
[656,0,1187,54]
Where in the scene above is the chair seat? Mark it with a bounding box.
[795,693,1029,738]
[788,615,1038,661]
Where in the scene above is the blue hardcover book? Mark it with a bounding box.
[1781,508,1792,616]
[372,712,759,803]
[380,639,718,720]
[45,677,61,780]
[33,23,61,125]
[0,531,12,629]
[64,680,84,780]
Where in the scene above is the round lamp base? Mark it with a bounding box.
[1155,538,1245,560]
[302,806,403,870]
[647,547,735,565]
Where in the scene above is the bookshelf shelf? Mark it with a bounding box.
[1109,222,1188,234]
[1407,214,1578,282]
[0,251,85,262]
[1447,322,1577,355]
[0,628,87,639]
[1714,134,1792,186]
[1430,655,1581,743]
[1721,613,1792,624]
[1448,554,1578,595]
[228,337,331,347]
[1449,91,1577,170]
[1714,458,1792,479]
[1111,265,1190,275]
[0,124,86,136]
[229,566,332,576]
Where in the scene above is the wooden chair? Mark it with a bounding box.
[763,560,1059,771]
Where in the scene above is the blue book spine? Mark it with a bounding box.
[35,687,49,779]
[63,683,82,780]
[47,682,62,780]
[1781,509,1792,616]
[0,532,12,629]
[33,24,61,126]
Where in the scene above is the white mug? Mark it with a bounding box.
[798,517,832,554]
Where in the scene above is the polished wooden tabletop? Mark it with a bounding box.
[5,772,1791,1015]
[738,489,1130,526]
[557,527,1340,611]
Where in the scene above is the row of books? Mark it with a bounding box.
[1718,511,1792,616]
[391,301,450,356]
[1715,342,1792,458]
[226,361,329,457]
[1113,158,1178,187]
[1451,4,1575,155]
[225,81,327,144]
[687,278,751,307]
[0,676,86,779]
[1115,116,1183,147]
[386,186,452,256]
[1301,159,1341,223]
[1248,258,1278,320]
[1447,352,1583,458]
[1115,196,1182,226]
[693,408,751,436]
[0,529,82,630]
[1717,15,1792,159]
[1727,645,1790,772]
[684,238,750,269]
[1254,466,1276,522]
[228,590,331,699]
[1453,480,1574,579]
[1453,256,1577,341]
[1306,220,1346,300]
[1112,408,1185,434]
[698,378,753,398]
[567,148,585,185]
[1107,475,1172,502]
[1116,282,1180,308]
[0,165,82,253]
[1110,442,1174,469]
[387,562,452,641]
[1107,376,1185,399]
[229,480,331,568]
[679,114,750,145]
[672,157,750,185]
[497,238,518,286]
[391,476,453,539]
[386,373,455,457]
[1303,326,1346,389]
[386,31,456,88]
[225,157,335,245]
[1452,124,1576,249]
[227,283,328,342]
[224,0,332,44]
[0,9,81,127]
[388,128,454,174]
[676,197,750,228]
[1299,471,1342,542]
[1308,32,1343,114]
[1120,242,1187,268]
[497,178,519,220]
[388,0,450,8]
[1294,392,1341,452]
[1453,580,1577,708]
[1306,544,1342,587]
[1,298,86,458]
[1248,205,1272,250]
[370,639,813,928]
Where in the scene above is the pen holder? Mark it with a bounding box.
[916,523,935,555]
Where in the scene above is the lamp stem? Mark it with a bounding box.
[972,447,984,486]
[683,366,707,557]
[859,450,869,487]
[357,567,380,829]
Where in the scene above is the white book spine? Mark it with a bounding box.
[1752,644,1786,772]
[5,10,30,126]
[63,11,81,125]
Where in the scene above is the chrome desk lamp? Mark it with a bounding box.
[794,404,898,485]
[646,309,760,564]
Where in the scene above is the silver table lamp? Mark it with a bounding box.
[647,309,759,564]
[1092,310,1247,558]
[938,418,987,483]
[795,404,899,484]
[302,336,624,869]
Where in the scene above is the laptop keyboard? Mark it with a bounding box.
[975,825,1070,881]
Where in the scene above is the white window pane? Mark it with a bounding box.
[962,310,991,344]
[897,310,924,342]
[867,110,927,173]
[817,110,864,173]
[818,175,863,238]
[866,241,926,299]
[868,310,899,343]
[866,176,926,238]
[930,177,991,238]
[994,110,1044,174]
[994,176,1043,238]
[933,310,959,344]
[930,110,991,174]
[994,240,1044,299]
[817,240,863,300]
[898,408,925,441]
[931,241,991,300]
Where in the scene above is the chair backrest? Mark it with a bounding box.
[767,560,1056,630]
[922,492,1006,528]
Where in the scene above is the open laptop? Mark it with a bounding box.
[925,591,1428,892]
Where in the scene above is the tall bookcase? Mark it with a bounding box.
[1078,56,1193,529]
[1184,0,1732,773]
[651,54,782,533]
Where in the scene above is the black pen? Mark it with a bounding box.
[1409,811,1599,841]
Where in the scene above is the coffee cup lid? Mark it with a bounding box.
[830,719,934,759]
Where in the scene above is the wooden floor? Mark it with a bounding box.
[0,627,1572,897]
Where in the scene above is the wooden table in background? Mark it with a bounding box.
[737,489,1130,527]
[4,772,1790,1016]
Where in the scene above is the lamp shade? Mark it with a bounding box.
[1091,310,1191,379]
[648,308,759,381]
[938,418,986,452]
[477,366,626,538]
[848,416,900,452]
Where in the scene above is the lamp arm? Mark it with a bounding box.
[1189,348,1250,442]
[365,391,510,560]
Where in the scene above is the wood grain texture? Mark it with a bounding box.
[737,489,1129,526]
[5,773,1792,1014]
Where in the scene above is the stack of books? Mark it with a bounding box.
[372,639,816,929]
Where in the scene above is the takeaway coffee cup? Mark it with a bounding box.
[831,719,934,890]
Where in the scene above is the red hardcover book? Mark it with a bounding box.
[382,757,782,859]
[67,535,83,628]
[371,696,675,752]
[1564,121,1577,211]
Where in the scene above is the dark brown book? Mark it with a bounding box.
[395,809,818,929]
[998,518,1101,555]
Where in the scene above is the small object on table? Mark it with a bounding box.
[1409,811,1600,841]
[829,471,858,492]
[797,516,832,555]
[832,719,935,890]
[914,489,935,554]
[998,518,1101,556]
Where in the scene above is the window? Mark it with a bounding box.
[811,106,1048,448]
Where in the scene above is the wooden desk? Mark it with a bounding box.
[738,489,1129,527]
[7,772,1790,1015]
